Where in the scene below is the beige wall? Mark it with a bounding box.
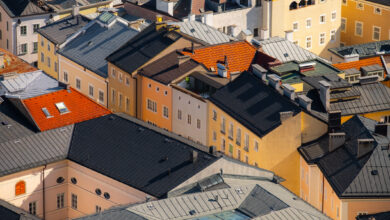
[0,160,151,220]
[38,35,59,79]
[58,55,108,106]
[301,112,328,143]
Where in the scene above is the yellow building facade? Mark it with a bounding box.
[37,35,58,79]
[52,2,113,21]
[340,0,390,46]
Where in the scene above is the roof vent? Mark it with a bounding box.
[217,63,228,78]
[164,138,173,143]
[371,170,378,175]
[42,107,52,118]
[147,204,154,210]
[109,115,115,120]
[381,145,389,150]
[189,210,196,215]
[283,53,289,57]
[298,62,316,73]
[357,139,375,158]
[1,121,9,126]
[87,41,93,46]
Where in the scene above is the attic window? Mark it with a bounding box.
[42,107,53,118]
[55,102,69,114]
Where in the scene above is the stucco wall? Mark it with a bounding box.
[38,35,59,79]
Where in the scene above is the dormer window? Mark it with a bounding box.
[42,107,52,118]
[55,102,69,114]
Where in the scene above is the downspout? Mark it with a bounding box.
[42,164,47,220]
[321,173,325,213]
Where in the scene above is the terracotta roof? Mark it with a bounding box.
[333,57,384,71]
[181,41,257,75]
[22,88,110,131]
[0,48,37,75]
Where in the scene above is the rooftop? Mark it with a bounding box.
[45,0,112,12]
[0,70,63,99]
[124,1,179,22]
[58,12,139,78]
[333,57,385,73]
[138,51,200,85]
[0,0,48,17]
[38,14,91,45]
[0,48,37,75]
[356,211,390,220]
[22,88,111,131]
[209,71,301,138]
[329,40,390,58]
[257,37,320,63]
[299,116,390,198]
[365,0,390,7]
[180,41,257,75]
[0,199,41,220]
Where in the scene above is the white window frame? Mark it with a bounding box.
[88,84,94,98]
[147,98,157,113]
[319,32,326,45]
[163,105,169,119]
[373,26,381,41]
[374,7,382,15]
[330,29,336,42]
[341,18,347,33]
[75,77,81,90]
[331,11,336,21]
[63,71,68,83]
[306,36,312,49]
[355,21,363,37]
[319,14,326,24]
[293,22,299,32]
[98,90,104,104]
[306,18,312,29]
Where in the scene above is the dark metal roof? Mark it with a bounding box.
[106,24,182,75]
[329,40,390,58]
[365,0,390,6]
[299,116,390,198]
[0,0,48,17]
[209,71,301,138]
[138,51,199,85]
[0,199,41,220]
[58,14,139,78]
[38,15,91,45]
[356,211,390,220]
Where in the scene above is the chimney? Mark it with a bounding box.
[280,111,294,123]
[299,62,316,73]
[282,84,296,100]
[224,56,228,69]
[217,63,228,78]
[329,132,346,152]
[319,80,330,111]
[252,64,267,81]
[267,74,282,93]
[357,139,375,158]
[191,150,198,163]
[374,123,390,137]
[229,25,239,37]
[297,94,312,112]
[344,53,359,63]
[260,28,269,40]
[285,30,293,42]
[188,14,196,21]
[155,15,166,31]
[72,5,79,17]
[209,146,216,155]
[202,11,213,26]
[328,110,341,132]
[191,42,194,54]
[177,55,190,66]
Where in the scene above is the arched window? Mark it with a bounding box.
[299,0,306,7]
[289,1,298,10]
[15,181,26,196]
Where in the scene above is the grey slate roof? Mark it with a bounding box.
[169,21,232,45]
[0,199,41,220]
[58,13,139,78]
[38,15,91,45]
[356,211,390,220]
[329,40,390,58]
[0,70,63,99]
[258,37,320,63]
[0,0,48,17]
[45,0,111,11]
[209,71,301,138]
[366,0,390,6]
[299,116,390,198]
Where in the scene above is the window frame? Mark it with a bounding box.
[71,193,78,210]
[341,17,347,32]
[306,36,312,49]
[373,26,381,41]
[319,32,326,45]
[98,90,104,104]
[163,105,169,118]
[355,21,363,37]
[146,98,157,113]
[20,26,27,36]
[331,11,336,21]
[57,193,64,209]
[293,22,299,32]
[15,181,26,196]
[319,14,326,24]
[306,18,312,29]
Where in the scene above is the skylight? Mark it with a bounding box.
[55,102,70,114]
[42,107,53,118]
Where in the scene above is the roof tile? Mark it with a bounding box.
[333,57,384,71]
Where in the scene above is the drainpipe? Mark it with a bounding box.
[42,164,47,220]
[321,174,325,213]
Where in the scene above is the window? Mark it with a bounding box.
[187,114,191,124]
[125,97,130,112]
[220,117,226,134]
[197,119,201,129]
[0,30,2,40]
[330,30,336,42]
[289,1,297,10]
[33,42,38,53]
[41,39,44,47]
[20,43,27,54]
[57,193,64,209]
[355,21,363,36]
[306,18,312,28]
[320,0,325,2]
[63,71,68,83]
[125,77,130,86]
[47,57,51,67]
[163,106,169,118]
[6,39,8,49]
[236,128,241,145]
[228,123,233,139]
[47,43,50,51]
[119,93,122,108]
[341,18,346,32]
[245,155,248,163]
[71,194,77,209]
[221,138,226,152]
[76,78,81,89]
[111,68,116,78]
[237,149,241,160]
[15,181,26,196]
[320,32,325,45]
[6,22,9,31]
[337,207,340,218]
[319,14,325,24]
[356,2,363,10]
[96,205,102,213]
[119,72,123,82]
[213,131,217,141]
[29,201,36,215]
[56,102,69,114]
[254,141,259,152]
[212,110,217,121]
[373,26,381,41]
[342,0,347,5]
[147,99,157,112]
[99,90,104,103]
[253,28,258,37]
[244,134,249,150]
[54,62,57,72]
[374,7,381,15]
[88,85,94,97]
[111,89,116,105]
[20,26,27,36]
[293,22,298,31]
[178,109,182,120]
[40,52,45,63]
[229,143,233,154]
[331,11,336,21]
[33,24,40,33]
[306,36,312,49]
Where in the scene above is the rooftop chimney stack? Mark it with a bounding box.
[191,150,198,163]
[267,74,282,94]
[329,132,346,152]
[285,30,293,42]
[251,64,267,81]
[328,110,341,132]
[217,63,228,78]
[282,84,296,100]
[319,80,330,111]
[357,139,375,158]
[297,94,313,112]
[188,14,196,21]
[72,5,79,17]
[374,123,390,137]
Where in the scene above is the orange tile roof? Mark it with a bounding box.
[0,48,37,75]
[23,88,111,131]
[333,57,384,71]
[180,41,257,75]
